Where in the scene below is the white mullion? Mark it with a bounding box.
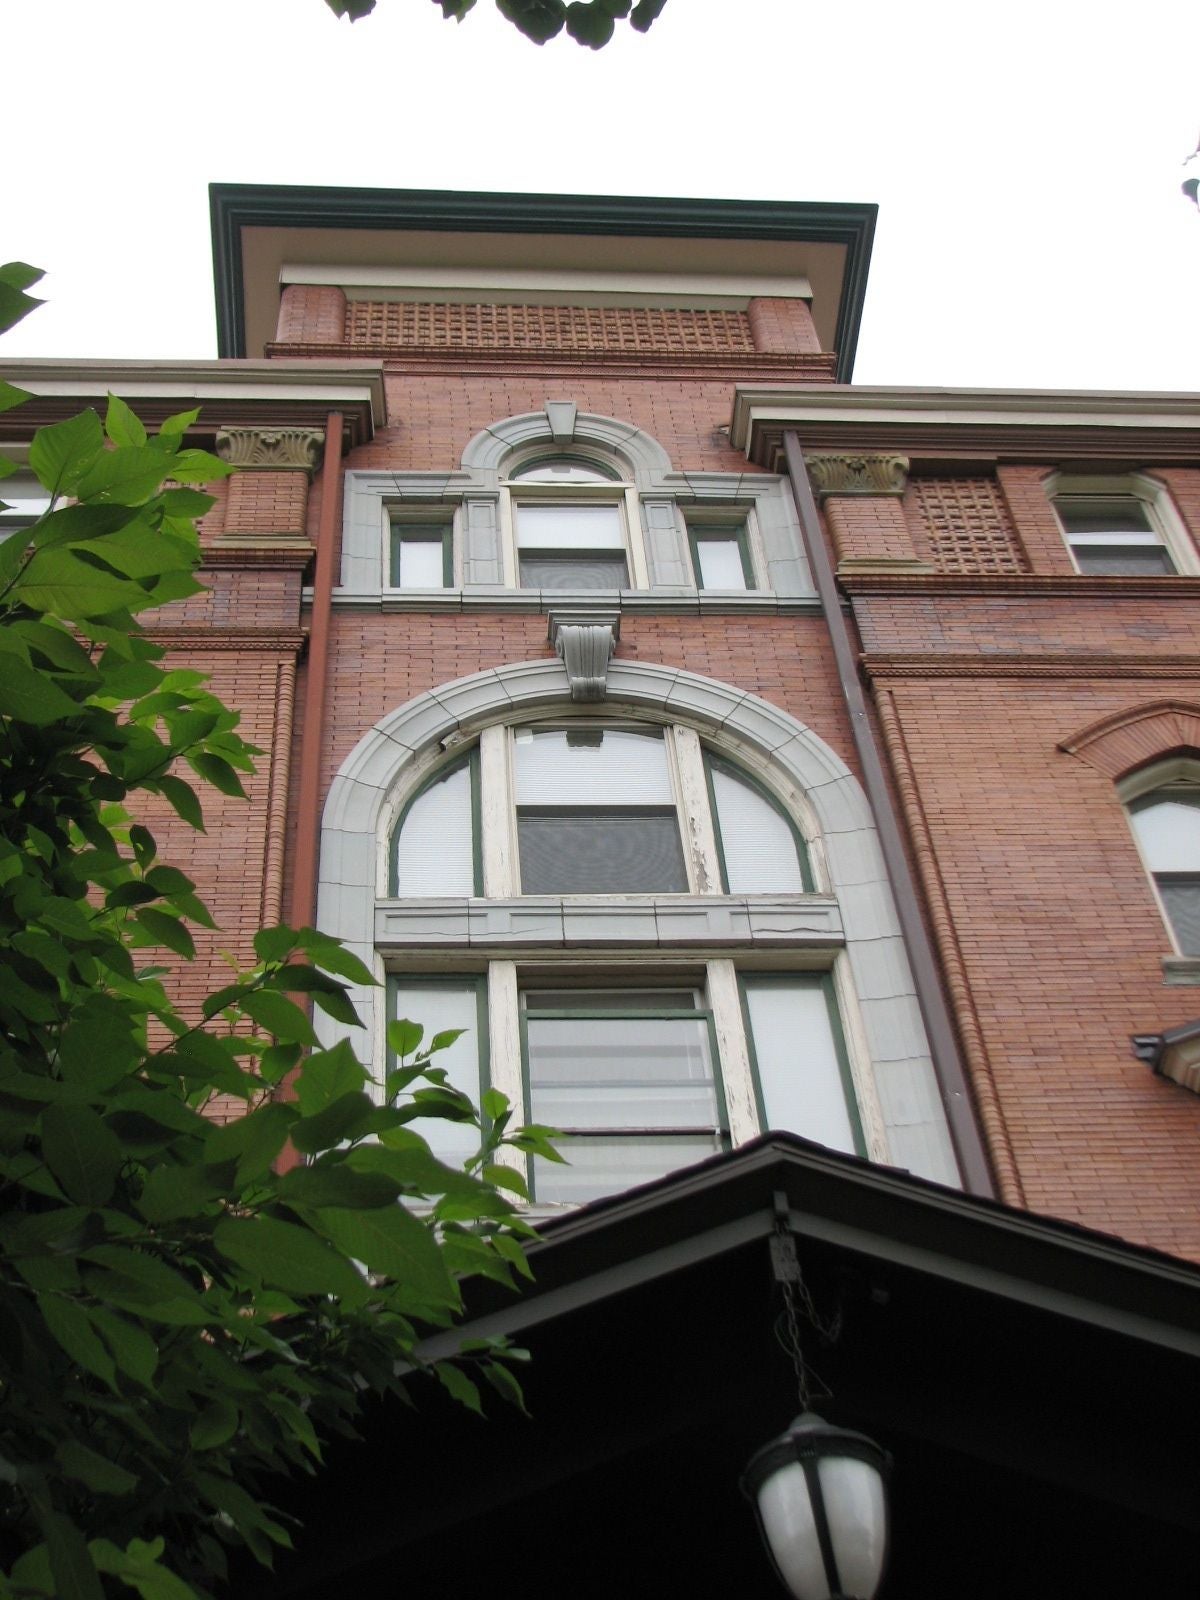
[486,959,527,1186]
[829,954,890,1163]
[498,490,518,586]
[624,485,649,588]
[670,724,723,894]
[706,958,759,1147]
[480,724,517,897]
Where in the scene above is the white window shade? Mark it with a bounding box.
[515,728,674,805]
[744,979,857,1154]
[393,537,445,588]
[516,504,624,549]
[393,761,474,895]
[1129,792,1200,872]
[710,763,807,893]
[695,537,748,589]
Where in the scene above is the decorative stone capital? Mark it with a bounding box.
[216,427,325,474]
[807,453,909,501]
[548,607,620,702]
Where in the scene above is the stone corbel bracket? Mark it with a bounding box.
[807,453,909,501]
[548,607,620,702]
[216,427,325,474]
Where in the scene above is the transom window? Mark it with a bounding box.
[390,722,811,899]
[1127,779,1200,955]
[510,456,618,484]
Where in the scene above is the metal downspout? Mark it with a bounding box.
[782,429,996,1198]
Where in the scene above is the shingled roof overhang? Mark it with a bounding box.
[209,183,876,381]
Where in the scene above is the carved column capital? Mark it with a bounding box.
[216,427,325,474]
[806,453,909,501]
[548,608,620,702]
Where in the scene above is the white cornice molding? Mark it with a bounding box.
[729,384,1200,452]
[1,359,387,425]
[284,262,813,308]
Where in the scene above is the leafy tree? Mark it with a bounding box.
[326,0,668,49]
[0,265,558,1600]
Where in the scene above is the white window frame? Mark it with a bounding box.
[1119,758,1200,956]
[1049,472,1197,577]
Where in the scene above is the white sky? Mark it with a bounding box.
[3,0,1198,391]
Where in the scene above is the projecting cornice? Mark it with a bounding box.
[0,359,386,450]
[731,384,1200,466]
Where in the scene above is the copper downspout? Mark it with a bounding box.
[782,430,997,1198]
[289,411,344,932]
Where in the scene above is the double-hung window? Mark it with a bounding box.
[1127,781,1200,955]
[1052,476,1194,577]
[514,726,688,894]
[522,984,725,1202]
[508,455,632,590]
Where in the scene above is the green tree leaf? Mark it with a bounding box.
[28,410,103,496]
[39,1104,123,1206]
[213,1215,367,1302]
[310,1205,458,1308]
[55,1438,139,1496]
[105,393,148,448]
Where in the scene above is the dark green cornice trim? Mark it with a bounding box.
[209,182,876,378]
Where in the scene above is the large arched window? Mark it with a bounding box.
[386,718,855,1202]
[319,661,961,1200]
[1125,762,1200,955]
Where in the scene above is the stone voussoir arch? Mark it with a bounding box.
[460,407,675,481]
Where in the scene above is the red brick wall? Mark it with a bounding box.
[349,373,761,476]
[869,671,1200,1259]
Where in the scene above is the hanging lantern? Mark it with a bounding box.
[742,1411,890,1600]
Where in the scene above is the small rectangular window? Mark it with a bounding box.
[516,503,628,589]
[686,521,754,590]
[522,986,725,1202]
[1057,497,1174,575]
[390,522,453,588]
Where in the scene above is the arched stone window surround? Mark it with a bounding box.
[317,659,958,1185]
[339,405,812,599]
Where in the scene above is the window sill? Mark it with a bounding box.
[1161,956,1200,985]
[375,894,844,952]
[322,586,821,615]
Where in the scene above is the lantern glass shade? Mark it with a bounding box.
[743,1414,890,1600]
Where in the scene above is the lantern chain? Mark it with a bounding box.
[770,1194,841,1413]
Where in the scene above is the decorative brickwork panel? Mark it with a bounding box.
[826,497,918,565]
[343,300,756,354]
[908,478,1027,573]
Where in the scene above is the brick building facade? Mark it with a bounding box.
[6,185,1200,1595]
